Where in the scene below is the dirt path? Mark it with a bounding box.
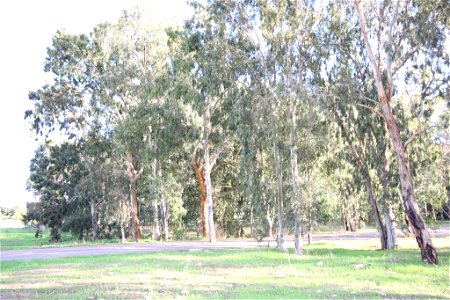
[1,228,448,261]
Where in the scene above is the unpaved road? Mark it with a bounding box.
[1,228,448,261]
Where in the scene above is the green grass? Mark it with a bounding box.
[1,238,449,299]
[0,227,120,250]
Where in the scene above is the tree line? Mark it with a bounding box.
[24,1,449,264]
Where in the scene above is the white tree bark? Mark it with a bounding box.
[204,102,217,243]
[273,139,287,252]
[290,101,303,255]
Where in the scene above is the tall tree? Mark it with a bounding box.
[352,0,448,264]
[170,2,244,242]
[26,10,170,242]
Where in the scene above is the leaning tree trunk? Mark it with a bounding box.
[362,172,388,249]
[355,0,437,263]
[273,140,287,252]
[382,106,437,263]
[290,101,303,255]
[334,112,387,249]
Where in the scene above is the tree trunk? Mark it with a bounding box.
[90,200,97,241]
[355,0,437,263]
[380,145,396,249]
[290,101,303,255]
[192,150,208,237]
[386,113,437,263]
[334,111,387,249]
[266,213,274,239]
[152,199,161,240]
[432,205,436,222]
[120,225,126,243]
[161,200,170,241]
[385,208,397,249]
[130,178,141,242]
[363,173,387,249]
[273,140,287,252]
[156,160,170,242]
[151,159,161,241]
[250,207,254,237]
[294,218,303,255]
[204,105,216,243]
[126,154,143,243]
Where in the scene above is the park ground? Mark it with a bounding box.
[0,226,449,299]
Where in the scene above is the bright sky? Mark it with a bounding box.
[0,0,192,208]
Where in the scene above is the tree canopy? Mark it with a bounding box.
[25,1,449,264]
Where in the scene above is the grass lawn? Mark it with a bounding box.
[1,237,449,299]
[0,227,122,251]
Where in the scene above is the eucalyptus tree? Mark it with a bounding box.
[137,89,194,241]
[224,0,292,252]
[229,0,327,253]
[350,0,448,264]
[73,124,113,240]
[26,9,170,242]
[169,2,246,242]
[271,0,327,255]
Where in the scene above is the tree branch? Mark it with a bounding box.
[354,0,388,102]
[191,141,203,170]
[404,126,437,149]
[385,0,400,99]
[209,138,230,171]
[357,103,387,122]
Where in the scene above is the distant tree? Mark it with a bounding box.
[27,143,86,241]
[22,202,44,238]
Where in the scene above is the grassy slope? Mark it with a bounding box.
[1,238,449,299]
